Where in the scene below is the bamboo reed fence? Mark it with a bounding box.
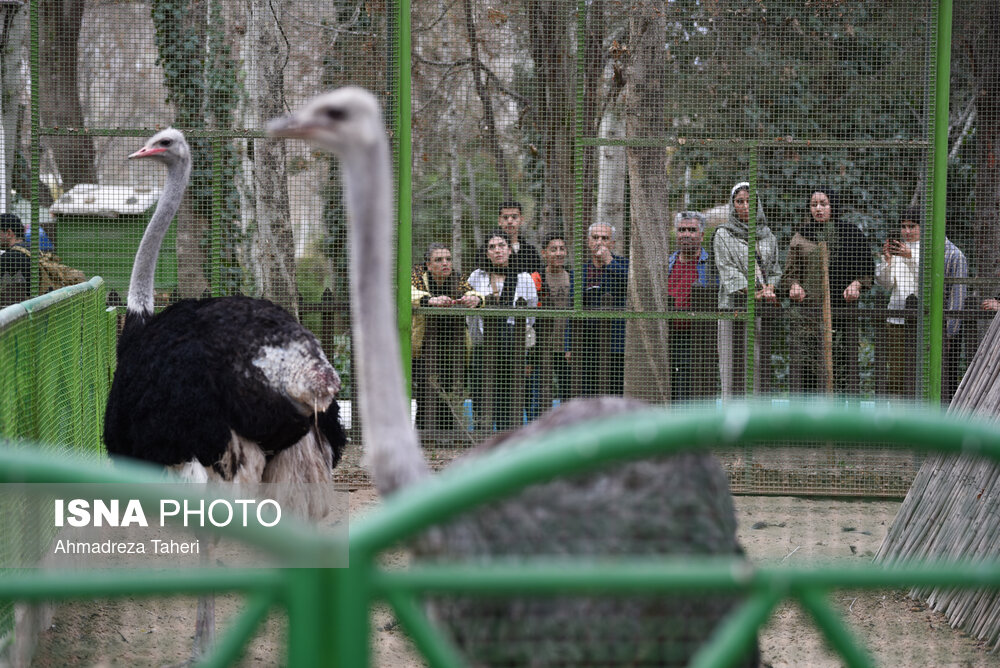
[875,309,1000,650]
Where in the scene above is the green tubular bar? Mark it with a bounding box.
[198,589,279,668]
[370,560,1000,596]
[2,404,1000,666]
[796,586,874,668]
[925,0,954,403]
[0,569,282,600]
[383,587,466,668]
[349,401,1000,556]
[689,588,784,668]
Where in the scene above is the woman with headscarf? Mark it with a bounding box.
[466,230,538,430]
[784,188,871,394]
[713,181,781,398]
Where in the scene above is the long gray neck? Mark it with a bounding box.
[342,134,430,496]
[127,159,190,316]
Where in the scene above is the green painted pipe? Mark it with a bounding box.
[925,0,953,404]
[395,0,414,392]
[371,560,1000,595]
[0,569,283,600]
[350,401,1000,556]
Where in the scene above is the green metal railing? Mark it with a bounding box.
[0,277,117,644]
[2,401,1000,667]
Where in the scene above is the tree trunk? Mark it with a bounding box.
[577,0,605,243]
[462,0,510,201]
[0,4,26,211]
[240,0,296,316]
[38,0,96,189]
[150,0,212,299]
[621,1,671,403]
[449,139,463,274]
[528,1,575,234]
[972,4,1000,282]
[597,109,626,231]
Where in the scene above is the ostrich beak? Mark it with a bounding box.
[128,146,167,160]
[266,115,320,140]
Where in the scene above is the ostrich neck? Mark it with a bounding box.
[127,159,190,316]
[343,139,430,495]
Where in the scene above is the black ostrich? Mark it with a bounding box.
[268,89,758,667]
[103,128,347,658]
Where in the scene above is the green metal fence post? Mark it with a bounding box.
[28,0,39,299]
[330,553,373,667]
[285,568,329,666]
[745,147,759,397]
[395,0,414,393]
[926,0,953,405]
[211,138,223,297]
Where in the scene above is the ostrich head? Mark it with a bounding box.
[265,87,384,151]
[268,89,430,496]
[128,128,190,166]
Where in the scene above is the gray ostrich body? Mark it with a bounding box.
[104,128,346,657]
[269,91,757,667]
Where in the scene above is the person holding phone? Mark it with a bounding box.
[875,208,922,397]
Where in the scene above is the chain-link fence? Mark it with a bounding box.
[0,279,115,648]
[2,0,1000,664]
[0,0,992,493]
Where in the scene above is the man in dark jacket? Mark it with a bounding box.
[0,213,30,307]
[576,222,627,396]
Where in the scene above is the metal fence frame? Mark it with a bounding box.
[3,401,1000,667]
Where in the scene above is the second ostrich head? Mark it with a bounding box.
[265,88,385,154]
[129,128,191,166]
[268,88,430,495]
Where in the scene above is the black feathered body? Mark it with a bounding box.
[104,295,345,475]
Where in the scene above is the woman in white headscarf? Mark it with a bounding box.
[713,181,781,398]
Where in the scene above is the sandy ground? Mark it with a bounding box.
[25,489,997,667]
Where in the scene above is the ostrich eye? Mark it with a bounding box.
[160,139,173,147]
[325,108,347,121]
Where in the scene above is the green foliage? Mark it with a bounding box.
[150,0,243,293]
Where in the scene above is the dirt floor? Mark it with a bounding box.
[24,489,998,667]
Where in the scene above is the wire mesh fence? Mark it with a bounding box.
[0,279,116,648]
[1,0,994,497]
[1,0,1000,664]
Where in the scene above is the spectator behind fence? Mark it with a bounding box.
[526,232,573,420]
[411,243,482,439]
[938,211,968,405]
[23,223,54,253]
[784,188,872,395]
[496,200,543,275]
[984,290,1000,313]
[0,213,30,307]
[713,182,781,399]
[875,209,922,398]
[574,222,627,397]
[467,230,538,431]
[667,211,718,401]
